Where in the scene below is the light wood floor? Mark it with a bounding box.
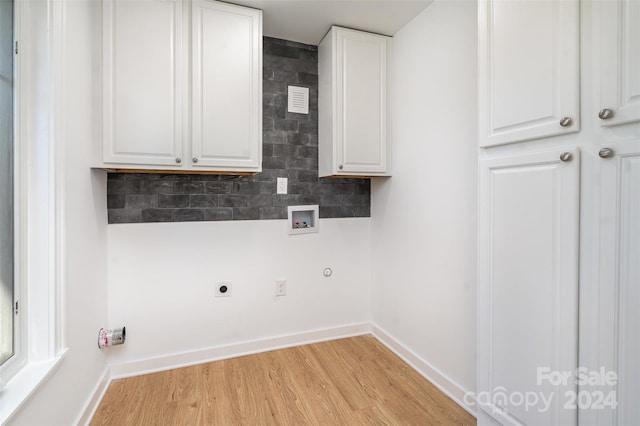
[91,335,475,425]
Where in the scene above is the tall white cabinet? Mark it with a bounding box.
[591,2,640,423]
[478,148,580,425]
[478,0,640,425]
[597,141,640,426]
[101,0,262,173]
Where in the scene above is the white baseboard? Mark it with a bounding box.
[110,322,372,379]
[371,323,477,417]
[75,366,111,426]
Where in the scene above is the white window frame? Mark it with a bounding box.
[0,0,23,386]
[0,0,66,422]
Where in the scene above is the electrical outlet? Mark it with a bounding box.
[215,281,232,297]
[277,177,288,194]
[275,279,287,296]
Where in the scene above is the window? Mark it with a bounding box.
[0,0,16,373]
[0,0,65,417]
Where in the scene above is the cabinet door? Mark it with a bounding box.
[336,28,389,175]
[478,148,580,425]
[595,0,640,127]
[103,0,183,166]
[478,0,579,147]
[191,1,262,172]
[596,141,640,425]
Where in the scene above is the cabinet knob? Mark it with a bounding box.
[192,157,198,163]
[560,152,573,162]
[175,157,182,164]
[598,108,614,120]
[559,117,572,127]
[338,164,343,170]
[598,147,614,158]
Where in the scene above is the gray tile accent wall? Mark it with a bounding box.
[107,37,370,224]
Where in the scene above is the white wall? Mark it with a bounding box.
[106,218,372,370]
[371,0,478,399]
[9,0,109,424]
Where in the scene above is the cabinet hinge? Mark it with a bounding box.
[15,40,18,55]
[15,300,18,315]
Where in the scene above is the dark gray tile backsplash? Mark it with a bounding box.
[107,37,370,224]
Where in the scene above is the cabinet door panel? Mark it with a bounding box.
[597,141,640,425]
[478,148,579,425]
[103,0,183,165]
[337,29,388,174]
[478,0,579,147]
[192,1,261,171]
[596,0,640,127]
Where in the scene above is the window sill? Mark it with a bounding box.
[0,349,68,425]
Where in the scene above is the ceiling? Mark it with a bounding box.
[228,0,433,45]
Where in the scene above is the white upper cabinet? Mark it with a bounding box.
[102,0,262,173]
[319,26,391,177]
[594,0,640,128]
[191,1,262,171]
[103,0,184,166]
[478,0,580,147]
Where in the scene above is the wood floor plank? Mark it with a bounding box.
[231,353,278,424]
[307,339,378,411]
[91,379,128,426]
[130,372,168,425]
[166,363,198,403]
[280,345,352,423]
[347,337,446,421]
[261,348,318,424]
[354,337,474,425]
[331,337,443,424]
[200,358,241,425]
[357,405,403,426]
[91,336,476,426]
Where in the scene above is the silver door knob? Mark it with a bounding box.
[560,152,573,162]
[559,117,572,127]
[598,148,614,158]
[598,109,614,120]
[175,157,182,164]
[192,157,198,163]
[338,164,343,170]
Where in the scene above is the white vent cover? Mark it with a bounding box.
[287,85,309,114]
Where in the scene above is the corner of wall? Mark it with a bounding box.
[371,0,478,395]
